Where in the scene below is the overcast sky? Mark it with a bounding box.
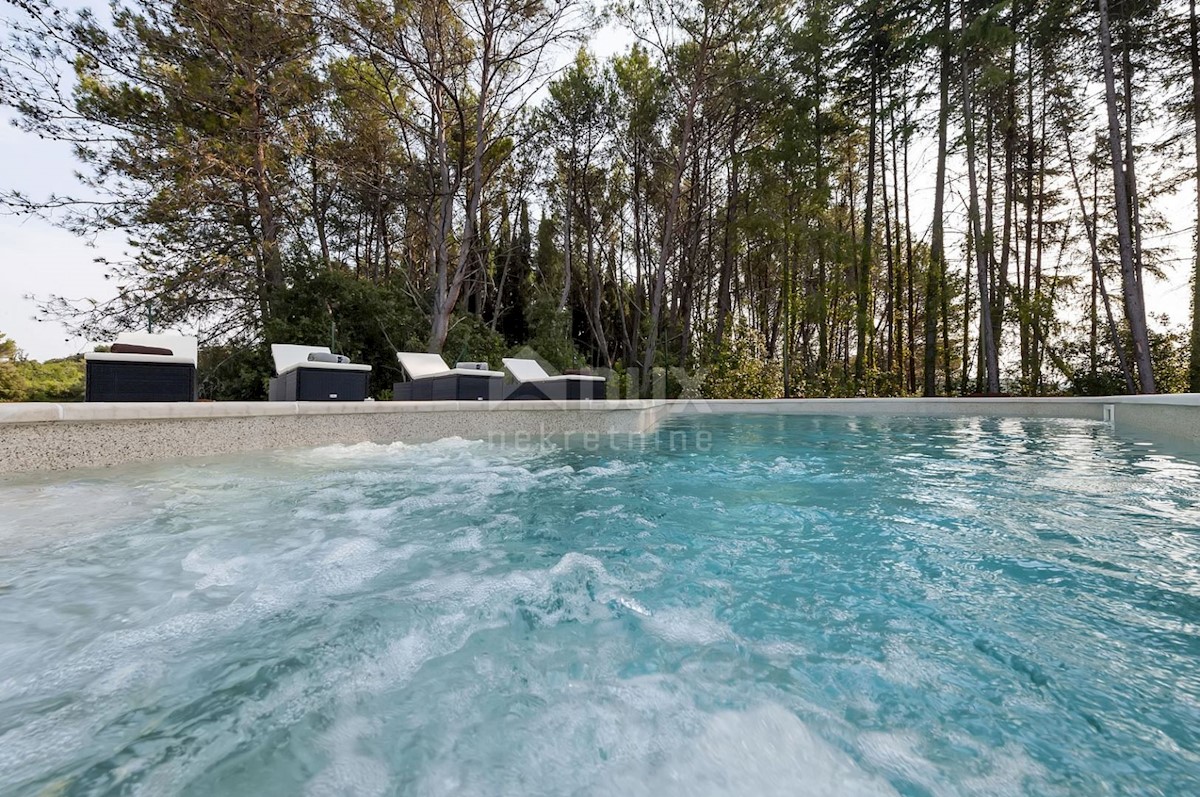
[0,13,1193,362]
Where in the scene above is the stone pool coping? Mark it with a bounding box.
[0,394,1196,473]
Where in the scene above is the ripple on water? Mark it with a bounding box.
[0,415,1198,795]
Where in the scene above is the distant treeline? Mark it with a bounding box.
[2,0,1198,399]
[0,334,84,402]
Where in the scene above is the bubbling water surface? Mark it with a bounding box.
[1,415,1199,796]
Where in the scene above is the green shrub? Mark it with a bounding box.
[262,270,425,398]
[18,356,85,402]
[701,323,783,399]
[523,293,587,372]
[0,333,28,401]
[198,345,272,400]
[444,315,507,371]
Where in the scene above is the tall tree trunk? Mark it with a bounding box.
[962,49,1001,393]
[1190,0,1200,390]
[311,153,331,270]
[560,163,575,311]
[993,30,1018,363]
[816,151,829,373]
[890,96,903,382]
[1065,120,1136,393]
[855,69,878,390]
[642,44,706,394]
[249,91,283,317]
[942,245,952,393]
[427,95,456,352]
[430,14,497,353]
[881,94,895,375]
[782,206,792,396]
[1020,43,1035,389]
[1031,91,1048,391]
[1121,27,1147,315]
[961,231,973,394]
[901,83,916,393]
[1098,0,1155,392]
[925,0,951,396]
[714,104,741,350]
[584,194,612,368]
[631,150,646,354]
[1090,241,1099,381]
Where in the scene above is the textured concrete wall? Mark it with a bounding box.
[0,401,661,474]
[671,397,1107,420]
[0,394,1195,474]
[668,395,1200,444]
[1104,399,1200,442]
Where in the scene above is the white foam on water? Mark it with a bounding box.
[305,715,390,797]
[576,503,630,519]
[578,460,641,478]
[642,605,735,647]
[410,668,898,797]
[182,547,252,589]
[767,456,808,476]
[753,638,811,662]
[312,537,401,595]
[445,527,485,551]
[613,595,653,617]
[297,437,482,462]
[328,552,629,704]
[336,611,500,699]
[856,730,947,795]
[322,537,382,564]
[603,704,900,797]
[950,738,1065,797]
[339,504,400,532]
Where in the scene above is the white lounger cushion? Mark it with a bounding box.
[283,360,371,374]
[272,344,371,376]
[515,373,605,382]
[84,352,196,365]
[397,352,504,379]
[84,332,199,365]
[502,358,605,383]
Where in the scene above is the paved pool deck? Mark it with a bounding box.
[0,394,1197,474]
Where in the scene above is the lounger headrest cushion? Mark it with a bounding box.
[111,343,174,356]
[114,332,198,364]
[308,352,350,364]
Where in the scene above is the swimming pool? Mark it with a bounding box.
[1,415,1198,795]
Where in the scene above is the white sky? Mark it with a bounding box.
[0,109,125,360]
[0,17,1193,361]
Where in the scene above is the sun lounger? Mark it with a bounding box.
[269,344,372,401]
[394,352,504,401]
[84,332,198,401]
[502,358,606,400]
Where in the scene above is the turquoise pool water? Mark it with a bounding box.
[1,415,1199,795]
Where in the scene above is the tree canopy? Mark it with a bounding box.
[2,0,1198,399]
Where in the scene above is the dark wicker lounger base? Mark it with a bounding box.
[85,361,197,402]
[270,368,370,401]
[504,380,606,401]
[393,374,504,401]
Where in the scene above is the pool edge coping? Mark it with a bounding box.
[1,394,1197,473]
